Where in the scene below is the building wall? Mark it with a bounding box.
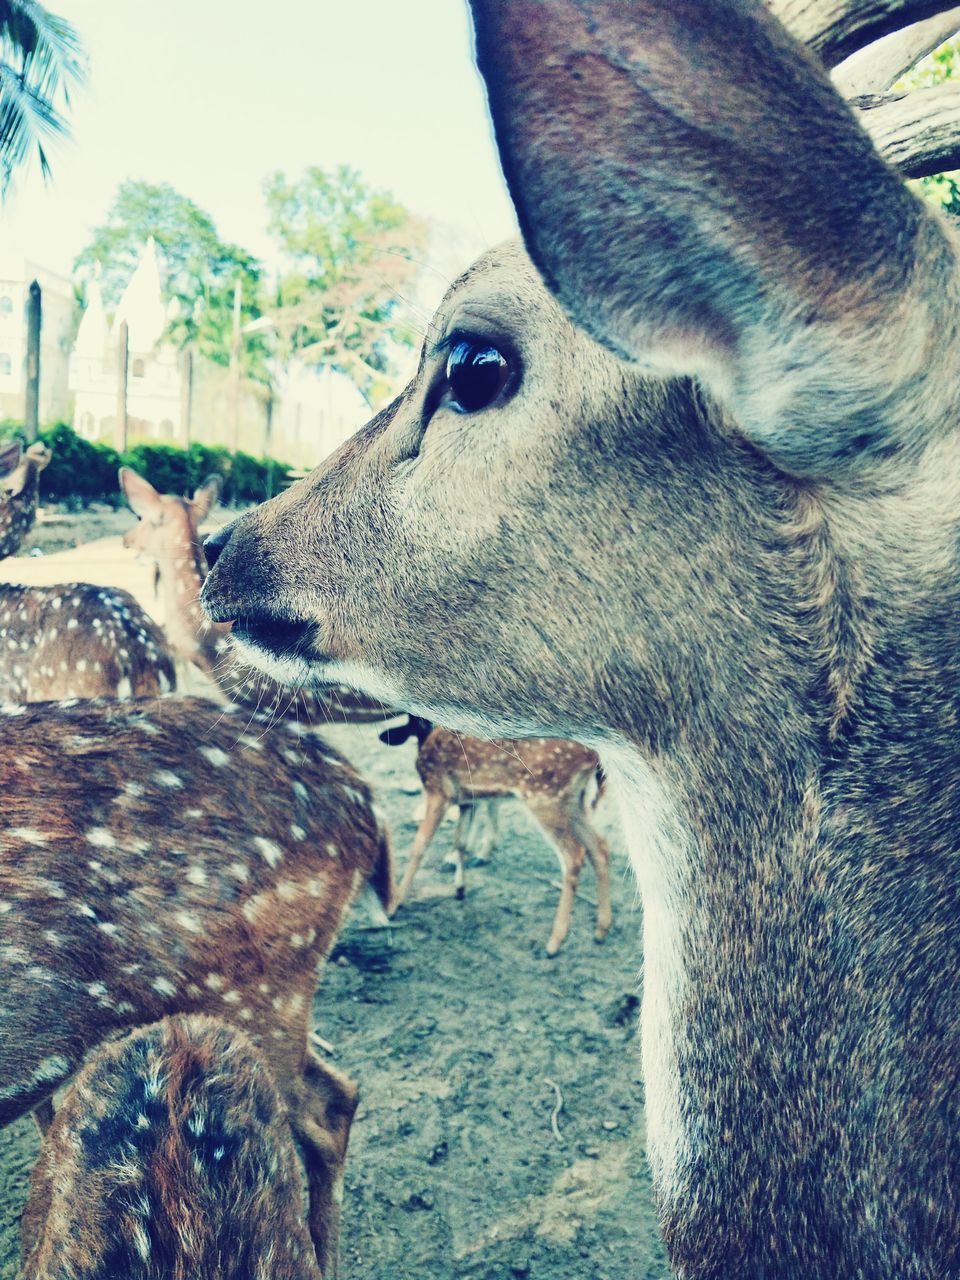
[0,258,75,424]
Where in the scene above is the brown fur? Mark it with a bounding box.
[20,1016,321,1279]
[199,3,960,1276]
[0,582,176,702]
[1,696,394,1275]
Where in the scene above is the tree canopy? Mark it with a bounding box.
[0,0,85,193]
[74,180,267,378]
[264,164,426,398]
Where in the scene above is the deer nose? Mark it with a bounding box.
[203,522,233,569]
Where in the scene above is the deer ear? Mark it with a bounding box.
[191,474,222,525]
[119,467,162,520]
[0,440,22,477]
[469,0,958,476]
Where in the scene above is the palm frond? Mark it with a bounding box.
[0,0,85,195]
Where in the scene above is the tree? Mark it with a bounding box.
[264,165,426,400]
[0,0,84,193]
[74,180,268,379]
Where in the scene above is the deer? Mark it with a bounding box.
[1,694,394,1276]
[380,714,610,954]
[0,440,51,560]
[198,1,960,1274]
[119,466,393,724]
[20,1015,323,1280]
[0,445,177,703]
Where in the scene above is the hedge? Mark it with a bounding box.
[0,423,295,508]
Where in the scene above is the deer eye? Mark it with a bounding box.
[443,338,512,413]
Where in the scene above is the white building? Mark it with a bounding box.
[71,238,182,442]
[0,254,75,424]
[70,239,370,465]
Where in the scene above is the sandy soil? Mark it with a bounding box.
[0,512,671,1279]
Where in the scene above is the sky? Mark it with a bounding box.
[0,0,519,283]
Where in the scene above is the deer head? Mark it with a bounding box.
[120,467,221,563]
[201,4,960,1273]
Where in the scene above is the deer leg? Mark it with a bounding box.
[290,1050,359,1278]
[572,811,613,944]
[392,789,448,910]
[451,806,473,900]
[528,801,587,956]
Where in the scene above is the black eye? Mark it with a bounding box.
[444,339,511,413]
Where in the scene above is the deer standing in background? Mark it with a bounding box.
[1,695,394,1276]
[201,1,960,1273]
[21,1016,322,1280]
[0,444,176,702]
[120,466,392,723]
[381,715,610,955]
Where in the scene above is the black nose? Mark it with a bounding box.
[203,522,235,570]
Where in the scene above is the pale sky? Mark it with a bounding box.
[0,0,519,282]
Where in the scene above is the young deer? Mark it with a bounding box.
[0,449,176,702]
[120,466,392,723]
[381,715,610,955]
[1,695,394,1276]
[20,1015,322,1280]
[200,2,960,1274]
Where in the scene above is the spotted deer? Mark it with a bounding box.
[119,466,392,723]
[381,715,610,954]
[0,447,176,702]
[200,1,960,1273]
[0,440,50,560]
[1,695,394,1276]
[20,1015,323,1280]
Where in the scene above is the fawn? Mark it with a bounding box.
[119,466,392,724]
[200,1,960,1273]
[381,715,610,954]
[0,442,177,702]
[20,1015,322,1280]
[1,695,393,1275]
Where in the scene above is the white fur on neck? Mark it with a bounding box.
[600,739,694,1207]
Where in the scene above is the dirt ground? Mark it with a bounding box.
[0,510,671,1280]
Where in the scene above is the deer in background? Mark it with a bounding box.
[201,0,960,1273]
[381,715,610,955]
[1,695,394,1275]
[20,1015,323,1280]
[120,466,392,723]
[0,444,176,702]
[0,440,50,559]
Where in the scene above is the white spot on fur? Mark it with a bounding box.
[86,827,117,849]
[153,770,183,789]
[152,977,177,998]
[253,837,282,867]
[198,746,231,767]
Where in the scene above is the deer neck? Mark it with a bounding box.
[598,504,960,1275]
[155,532,226,675]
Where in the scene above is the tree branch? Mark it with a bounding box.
[769,0,960,67]
[833,6,960,92]
[855,81,960,175]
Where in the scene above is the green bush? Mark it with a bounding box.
[39,423,122,507]
[0,423,296,507]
